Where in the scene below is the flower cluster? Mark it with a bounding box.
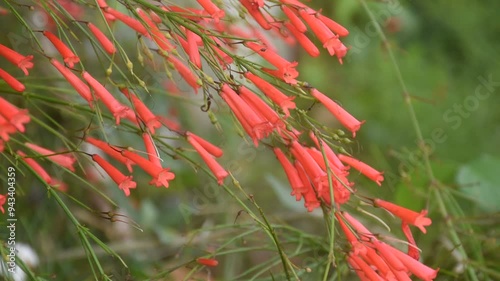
[0,1,438,280]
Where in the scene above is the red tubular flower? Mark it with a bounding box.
[295,162,320,212]
[122,149,175,188]
[374,199,432,234]
[401,223,420,260]
[17,150,52,184]
[87,23,116,55]
[186,132,223,158]
[136,8,173,52]
[363,247,399,281]
[85,137,135,172]
[240,0,272,30]
[165,55,200,91]
[290,141,328,192]
[308,132,347,171]
[142,133,161,168]
[25,142,76,172]
[164,5,205,22]
[149,11,162,24]
[298,9,348,62]
[274,147,306,200]
[96,0,108,8]
[92,154,136,196]
[338,154,384,185]
[43,31,80,68]
[282,6,307,32]
[221,84,272,141]
[284,23,320,57]
[310,88,364,137]
[349,254,385,281]
[318,14,349,37]
[0,44,34,75]
[244,72,296,117]
[0,194,6,213]
[239,86,282,127]
[342,212,375,242]
[223,91,258,146]
[196,0,225,23]
[82,71,131,125]
[306,147,351,205]
[0,115,17,141]
[104,8,149,37]
[209,36,234,67]
[50,59,93,107]
[386,245,439,281]
[196,258,219,267]
[245,41,299,85]
[186,30,202,69]
[120,88,161,134]
[0,68,25,92]
[370,240,407,272]
[187,134,228,185]
[0,97,30,133]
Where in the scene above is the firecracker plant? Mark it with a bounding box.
[0,0,443,280]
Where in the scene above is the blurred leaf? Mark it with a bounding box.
[456,154,500,212]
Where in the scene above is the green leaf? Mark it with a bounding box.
[456,154,500,212]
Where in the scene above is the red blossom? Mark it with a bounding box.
[402,223,420,260]
[187,134,228,185]
[274,147,306,200]
[136,8,173,52]
[318,14,349,37]
[240,0,272,30]
[165,55,200,91]
[290,141,328,192]
[338,154,384,186]
[43,31,80,68]
[244,72,296,117]
[311,88,364,137]
[50,59,93,107]
[220,84,272,141]
[120,88,161,134]
[186,30,202,69]
[295,162,320,212]
[196,258,219,267]
[0,114,17,141]
[17,150,52,184]
[0,194,6,213]
[239,86,282,127]
[82,71,131,125]
[245,41,299,84]
[104,8,149,37]
[25,142,76,172]
[85,137,135,172]
[374,199,432,234]
[386,244,439,281]
[186,132,223,158]
[282,6,307,32]
[122,149,175,188]
[284,22,320,57]
[92,154,136,196]
[0,43,34,75]
[196,0,225,23]
[87,23,116,54]
[0,68,25,92]
[0,97,30,133]
[142,133,162,168]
